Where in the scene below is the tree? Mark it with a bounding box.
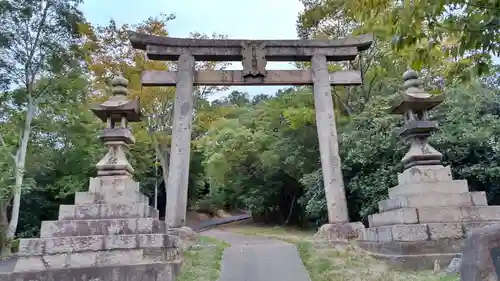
[297,0,498,81]
[0,0,85,253]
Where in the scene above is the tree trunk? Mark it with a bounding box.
[153,140,170,195]
[0,199,11,256]
[6,100,34,239]
[153,139,170,231]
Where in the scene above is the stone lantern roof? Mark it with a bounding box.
[390,71,444,169]
[91,76,141,124]
[389,71,444,115]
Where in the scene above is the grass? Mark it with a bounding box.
[177,235,230,281]
[226,225,460,281]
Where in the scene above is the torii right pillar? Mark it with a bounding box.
[355,71,500,270]
[312,54,365,247]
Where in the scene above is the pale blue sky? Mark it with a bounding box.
[81,1,499,101]
[81,0,304,101]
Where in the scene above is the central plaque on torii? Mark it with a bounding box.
[128,31,373,229]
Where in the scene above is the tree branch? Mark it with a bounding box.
[0,133,15,161]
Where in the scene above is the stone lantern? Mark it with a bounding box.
[90,76,141,176]
[390,70,444,169]
[355,70,500,270]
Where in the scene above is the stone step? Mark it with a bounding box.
[18,233,180,256]
[358,223,462,242]
[419,206,500,224]
[388,180,469,199]
[58,203,159,220]
[74,191,149,205]
[378,191,488,212]
[9,262,180,280]
[88,176,140,193]
[369,206,500,227]
[369,208,418,227]
[358,221,500,243]
[397,165,453,185]
[14,249,151,272]
[40,218,166,238]
[357,235,465,254]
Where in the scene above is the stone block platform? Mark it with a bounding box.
[10,175,182,280]
[356,165,500,269]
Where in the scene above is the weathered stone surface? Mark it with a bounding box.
[388,180,469,198]
[14,249,144,272]
[358,223,467,242]
[129,32,373,62]
[40,218,165,237]
[446,257,461,274]
[368,208,418,227]
[165,53,195,228]
[357,238,465,255]
[74,191,149,204]
[462,221,499,235]
[88,176,140,193]
[58,203,159,220]
[460,224,500,281]
[368,251,460,271]
[4,262,176,280]
[18,234,179,256]
[356,239,464,270]
[418,206,500,223]
[397,165,452,184]
[312,54,349,224]
[313,222,364,247]
[170,226,196,241]
[142,70,363,86]
[378,191,488,212]
[427,223,464,240]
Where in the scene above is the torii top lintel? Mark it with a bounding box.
[128,31,373,62]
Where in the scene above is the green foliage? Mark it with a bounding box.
[297,0,498,81]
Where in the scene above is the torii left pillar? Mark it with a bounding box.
[165,53,195,228]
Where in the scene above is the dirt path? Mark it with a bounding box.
[204,229,311,281]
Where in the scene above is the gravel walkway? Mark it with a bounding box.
[204,229,311,281]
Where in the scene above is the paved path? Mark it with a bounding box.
[204,229,311,281]
[0,256,17,273]
[190,214,251,232]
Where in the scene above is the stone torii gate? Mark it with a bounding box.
[129,32,373,230]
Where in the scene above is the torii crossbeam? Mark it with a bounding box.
[129,32,373,86]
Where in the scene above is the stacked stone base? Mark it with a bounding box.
[11,176,181,281]
[356,165,500,270]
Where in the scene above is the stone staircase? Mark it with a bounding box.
[12,175,182,280]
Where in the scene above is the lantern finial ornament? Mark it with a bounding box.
[390,71,444,169]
